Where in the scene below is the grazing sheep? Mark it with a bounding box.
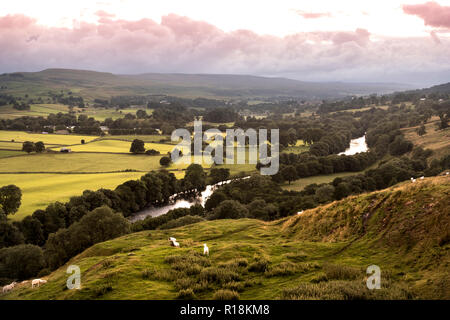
[203,243,209,256]
[446,172,449,175]
[31,279,47,288]
[297,210,303,215]
[172,240,180,248]
[411,178,416,183]
[2,282,17,294]
[420,176,424,180]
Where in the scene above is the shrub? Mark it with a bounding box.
[177,288,196,300]
[213,289,240,300]
[281,280,412,300]
[200,267,240,284]
[265,262,299,277]
[323,264,361,280]
[222,281,244,292]
[248,256,270,273]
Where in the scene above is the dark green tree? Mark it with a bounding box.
[22,141,35,153]
[130,139,145,154]
[35,141,45,153]
[0,185,22,216]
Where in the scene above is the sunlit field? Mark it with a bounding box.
[51,139,175,154]
[0,130,98,145]
[0,172,145,220]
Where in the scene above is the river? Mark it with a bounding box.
[338,134,368,156]
[128,178,245,223]
[129,136,368,222]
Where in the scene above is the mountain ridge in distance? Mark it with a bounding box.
[0,68,415,100]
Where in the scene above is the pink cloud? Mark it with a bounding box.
[403,1,450,28]
[0,13,448,85]
[295,10,332,19]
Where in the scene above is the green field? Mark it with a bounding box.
[403,117,450,161]
[0,150,25,158]
[0,130,98,145]
[102,135,171,143]
[281,171,365,192]
[51,139,175,154]
[282,140,309,154]
[3,176,448,299]
[0,104,71,119]
[0,153,163,173]
[0,172,145,220]
[0,104,151,121]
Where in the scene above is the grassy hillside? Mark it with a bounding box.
[0,69,411,100]
[3,175,448,300]
[402,117,450,161]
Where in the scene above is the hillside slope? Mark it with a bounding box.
[2,175,449,300]
[0,69,411,100]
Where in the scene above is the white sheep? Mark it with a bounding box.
[203,243,209,256]
[172,241,180,248]
[31,279,47,288]
[297,210,303,215]
[420,176,424,180]
[2,282,17,293]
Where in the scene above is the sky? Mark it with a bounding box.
[0,0,449,87]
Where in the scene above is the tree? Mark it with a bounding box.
[136,109,148,119]
[130,139,145,154]
[205,191,228,211]
[0,221,24,249]
[45,206,130,270]
[209,200,249,220]
[22,141,35,153]
[282,165,297,184]
[0,185,22,216]
[416,124,426,136]
[246,199,278,221]
[315,184,335,203]
[16,216,45,246]
[183,164,207,192]
[209,168,230,184]
[159,156,172,166]
[35,141,45,153]
[0,244,45,280]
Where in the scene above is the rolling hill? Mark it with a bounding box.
[2,174,449,300]
[0,68,412,101]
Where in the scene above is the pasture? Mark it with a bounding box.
[402,117,450,160]
[282,140,309,154]
[281,171,364,192]
[0,172,145,220]
[0,150,25,158]
[0,130,98,145]
[53,139,175,154]
[0,104,71,119]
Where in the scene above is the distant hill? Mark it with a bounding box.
[3,174,448,300]
[0,68,413,101]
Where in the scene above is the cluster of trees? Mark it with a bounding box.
[48,92,85,108]
[21,141,45,153]
[0,113,102,135]
[269,152,378,185]
[203,108,241,123]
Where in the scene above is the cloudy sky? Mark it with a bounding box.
[1,0,449,87]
